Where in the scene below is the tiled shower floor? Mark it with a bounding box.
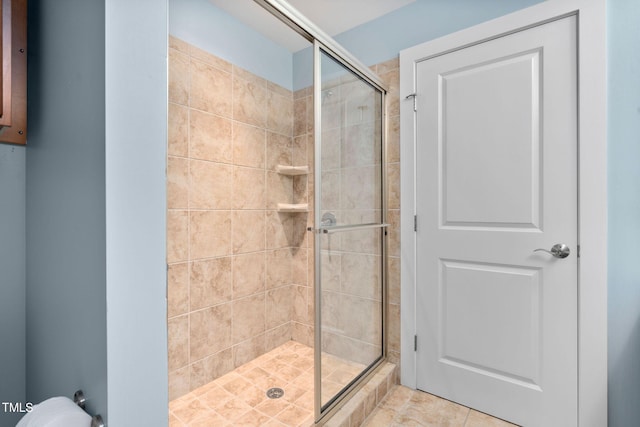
[169,341,365,427]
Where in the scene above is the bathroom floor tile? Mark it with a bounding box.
[171,341,513,427]
[363,385,520,427]
[168,412,185,427]
[170,398,218,424]
[465,409,519,427]
[197,384,234,409]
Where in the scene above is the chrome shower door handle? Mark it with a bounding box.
[534,243,570,259]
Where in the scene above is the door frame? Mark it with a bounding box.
[399,1,607,426]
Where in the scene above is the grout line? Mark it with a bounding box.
[462,406,471,426]
[186,64,193,394]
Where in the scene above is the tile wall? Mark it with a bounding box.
[290,87,315,347]
[166,34,402,400]
[371,58,401,371]
[167,36,309,399]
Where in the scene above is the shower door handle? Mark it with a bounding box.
[312,223,389,234]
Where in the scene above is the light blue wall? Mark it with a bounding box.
[171,0,544,91]
[293,0,544,90]
[0,144,26,427]
[22,0,168,425]
[25,0,107,421]
[169,0,295,90]
[607,0,640,425]
[105,0,168,425]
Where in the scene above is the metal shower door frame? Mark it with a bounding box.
[252,1,389,423]
[312,40,388,424]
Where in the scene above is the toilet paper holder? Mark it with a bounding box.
[73,390,105,427]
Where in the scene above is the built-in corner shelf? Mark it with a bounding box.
[277,203,309,213]
[276,165,309,176]
[275,165,309,213]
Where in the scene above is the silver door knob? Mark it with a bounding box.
[534,243,570,259]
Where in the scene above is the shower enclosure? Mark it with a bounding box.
[168,0,388,423]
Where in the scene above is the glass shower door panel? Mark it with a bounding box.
[316,47,385,413]
[319,227,384,409]
[319,50,383,228]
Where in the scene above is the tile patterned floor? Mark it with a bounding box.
[169,341,365,427]
[363,385,518,427]
[170,341,516,427]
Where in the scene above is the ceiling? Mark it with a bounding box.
[208,0,416,52]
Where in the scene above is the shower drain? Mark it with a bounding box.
[266,387,285,399]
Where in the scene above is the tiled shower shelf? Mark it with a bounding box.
[277,203,309,213]
[276,165,310,176]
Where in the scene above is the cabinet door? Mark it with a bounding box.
[0,0,27,145]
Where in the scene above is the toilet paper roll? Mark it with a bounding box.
[15,396,91,427]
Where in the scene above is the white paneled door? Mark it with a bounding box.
[414,16,578,426]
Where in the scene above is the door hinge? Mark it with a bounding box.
[414,215,418,232]
[577,244,580,258]
[414,335,418,351]
[405,93,417,112]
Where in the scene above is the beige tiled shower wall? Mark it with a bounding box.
[290,87,315,347]
[166,36,310,400]
[372,57,401,372]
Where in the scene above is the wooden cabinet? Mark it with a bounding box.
[0,0,26,145]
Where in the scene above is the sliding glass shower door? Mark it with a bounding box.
[313,43,387,420]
